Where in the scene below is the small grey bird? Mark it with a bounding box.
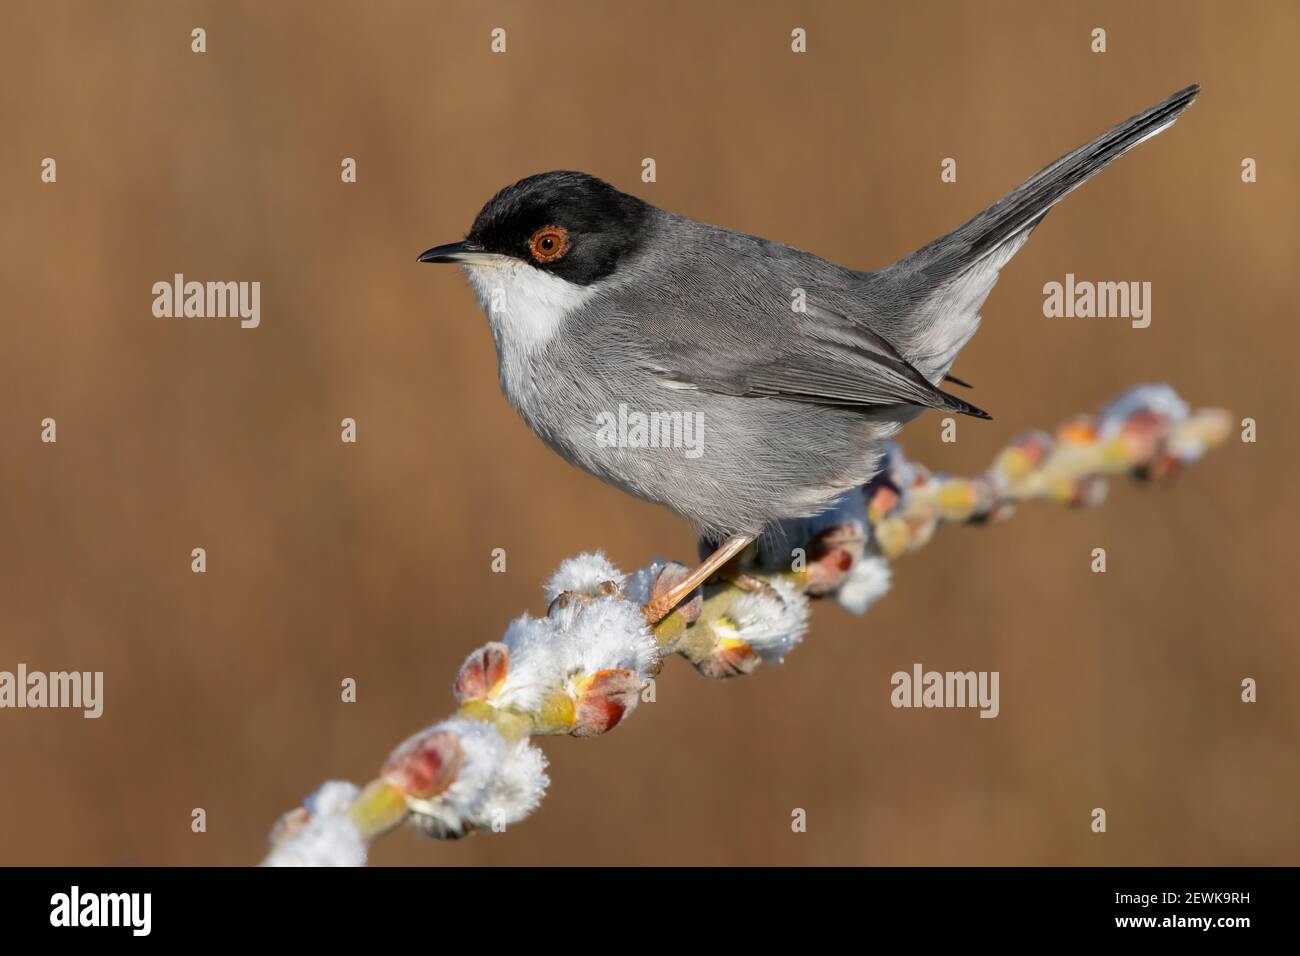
[420,85,1199,622]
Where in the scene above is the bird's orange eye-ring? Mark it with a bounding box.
[529,226,568,263]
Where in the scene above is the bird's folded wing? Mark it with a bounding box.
[648,302,990,419]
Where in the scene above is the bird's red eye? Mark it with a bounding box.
[529,226,568,263]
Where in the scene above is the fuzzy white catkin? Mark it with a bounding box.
[404,718,549,839]
[492,592,658,714]
[621,559,667,606]
[835,555,894,615]
[547,594,660,678]
[543,551,626,602]
[725,576,810,663]
[264,781,367,867]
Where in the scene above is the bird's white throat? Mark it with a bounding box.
[462,256,598,353]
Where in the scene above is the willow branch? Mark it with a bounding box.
[261,385,1231,866]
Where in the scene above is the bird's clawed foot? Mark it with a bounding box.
[640,532,758,625]
[718,570,781,601]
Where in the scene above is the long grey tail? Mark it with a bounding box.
[902,84,1200,281]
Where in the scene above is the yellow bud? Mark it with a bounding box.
[349,780,409,841]
[532,689,577,734]
[874,518,911,560]
[935,481,976,521]
[994,447,1034,481]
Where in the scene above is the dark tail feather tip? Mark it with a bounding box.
[940,390,992,420]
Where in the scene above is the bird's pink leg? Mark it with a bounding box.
[641,533,757,625]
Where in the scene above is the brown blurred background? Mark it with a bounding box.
[1,0,1296,866]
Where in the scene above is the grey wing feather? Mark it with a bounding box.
[648,299,991,419]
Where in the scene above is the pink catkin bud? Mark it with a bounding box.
[804,523,865,594]
[1119,408,1168,463]
[454,642,509,703]
[382,730,464,799]
[696,643,762,680]
[867,486,900,522]
[572,668,644,736]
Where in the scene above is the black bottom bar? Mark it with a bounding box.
[0,866,1290,941]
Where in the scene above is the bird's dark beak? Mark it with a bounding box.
[417,241,475,264]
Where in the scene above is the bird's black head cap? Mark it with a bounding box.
[465,171,652,286]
